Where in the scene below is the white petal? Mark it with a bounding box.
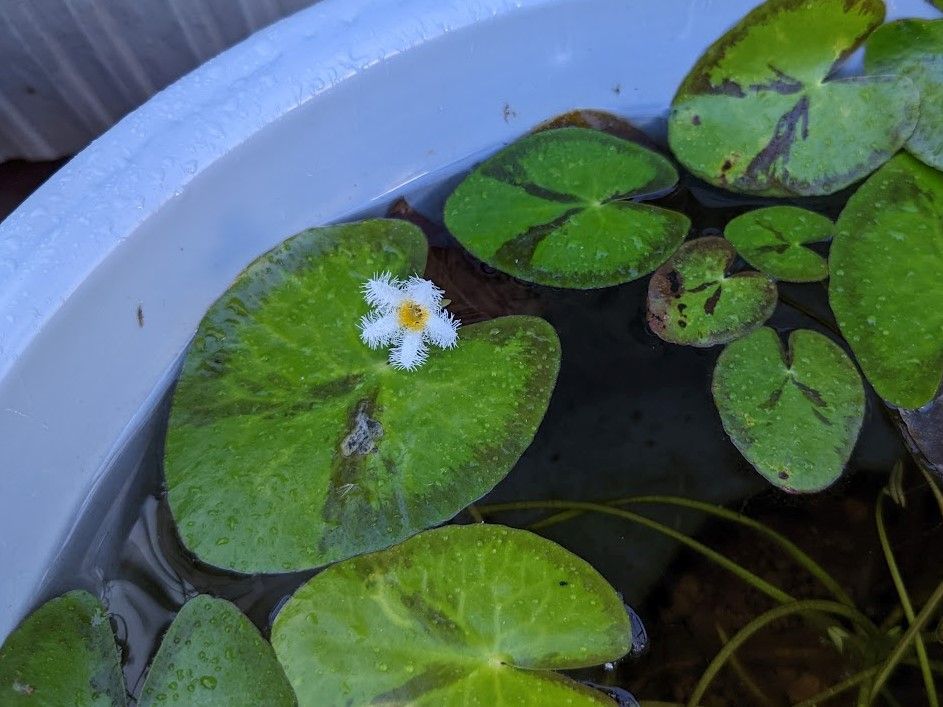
[389,331,428,370]
[424,310,460,349]
[359,311,401,348]
[362,272,403,310]
[403,275,443,310]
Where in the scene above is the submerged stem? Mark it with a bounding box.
[477,499,794,603]
[686,600,864,707]
[879,604,904,633]
[779,291,842,337]
[875,492,938,707]
[880,688,903,707]
[919,465,943,520]
[715,624,774,706]
[794,666,879,707]
[526,494,856,611]
[868,580,943,702]
[476,499,876,636]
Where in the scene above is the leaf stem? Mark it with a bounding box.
[879,604,903,633]
[868,579,943,702]
[918,465,943,520]
[880,688,903,707]
[686,600,864,707]
[875,491,938,707]
[778,291,842,338]
[793,666,878,707]
[523,494,857,611]
[716,623,774,706]
[476,499,876,636]
[477,499,794,603]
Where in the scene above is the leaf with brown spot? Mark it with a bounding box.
[669,0,918,196]
[712,327,865,492]
[725,206,832,282]
[646,237,777,347]
[164,220,561,573]
[444,127,689,288]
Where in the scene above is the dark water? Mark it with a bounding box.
[38,111,937,703]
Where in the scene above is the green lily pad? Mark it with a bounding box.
[444,126,691,288]
[866,18,943,170]
[668,0,919,196]
[0,591,126,706]
[646,237,778,347]
[712,327,865,492]
[138,596,294,706]
[164,219,560,573]
[271,524,630,706]
[724,206,832,282]
[830,153,943,409]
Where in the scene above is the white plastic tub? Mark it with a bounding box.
[0,0,933,639]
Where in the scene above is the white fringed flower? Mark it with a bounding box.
[359,272,460,370]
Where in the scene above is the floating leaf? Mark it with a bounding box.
[138,596,294,706]
[0,591,126,706]
[712,327,865,492]
[830,153,943,409]
[646,237,777,347]
[534,109,664,151]
[866,18,943,170]
[164,220,560,573]
[444,126,690,288]
[272,524,630,706]
[724,206,831,282]
[669,0,918,196]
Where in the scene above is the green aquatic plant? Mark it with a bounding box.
[477,468,943,707]
[272,524,630,706]
[866,18,943,170]
[138,596,294,706]
[668,0,918,196]
[10,0,943,693]
[830,153,943,409]
[0,591,125,706]
[723,206,832,282]
[0,593,294,707]
[163,219,560,573]
[874,488,939,707]
[712,327,865,493]
[646,237,777,347]
[444,127,690,288]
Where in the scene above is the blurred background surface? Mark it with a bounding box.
[0,0,319,162]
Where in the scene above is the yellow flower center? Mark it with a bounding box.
[397,299,430,332]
